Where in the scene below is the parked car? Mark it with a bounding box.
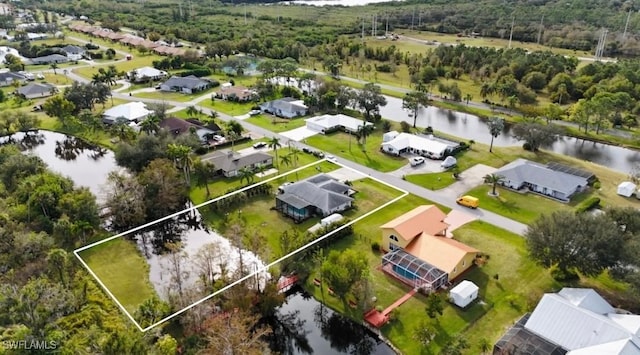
[410,157,425,167]
[249,110,261,116]
[302,147,312,154]
[326,155,337,163]
[253,142,267,149]
[313,151,325,158]
[441,156,457,169]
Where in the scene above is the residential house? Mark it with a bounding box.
[494,288,640,355]
[206,150,273,178]
[380,205,479,291]
[494,159,593,202]
[259,97,308,119]
[159,117,221,144]
[0,72,27,87]
[215,85,257,102]
[305,114,374,134]
[381,131,456,160]
[128,66,168,83]
[61,45,86,61]
[275,173,355,222]
[103,102,152,124]
[30,54,69,65]
[16,82,56,99]
[160,75,211,94]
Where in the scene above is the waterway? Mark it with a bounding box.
[267,287,395,355]
[380,96,640,173]
[2,130,116,202]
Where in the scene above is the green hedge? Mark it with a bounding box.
[575,197,600,213]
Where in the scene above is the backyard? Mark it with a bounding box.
[78,237,157,315]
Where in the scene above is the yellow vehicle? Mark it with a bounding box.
[456,195,479,209]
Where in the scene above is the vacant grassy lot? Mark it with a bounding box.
[200,98,256,116]
[465,184,591,224]
[306,130,407,172]
[244,114,307,133]
[78,237,157,314]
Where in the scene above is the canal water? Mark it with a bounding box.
[267,287,395,355]
[380,96,640,173]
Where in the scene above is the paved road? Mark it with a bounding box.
[56,42,530,237]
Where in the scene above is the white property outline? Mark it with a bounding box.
[74,158,408,332]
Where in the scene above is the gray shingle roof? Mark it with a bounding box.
[277,174,353,213]
[61,45,84,54]
[207,150,272,173]
[17,82,55,96]
[0,72,26,82]
[162,75,209,90]
[495,158,589,195]
[31,54,68,64]
[260,97,307,115]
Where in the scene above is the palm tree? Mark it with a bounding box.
[192,159,216,198]
[279,154,291,168]
[50,62,58,75]
[255,164,267,180]
[484,173,505,196]
[167,143,194,185]
[486,117,504,153]
[288,148,301,180]
[238,167,254,186]
[140,114,161,135]
[464,93,473,105]
[268,137,282,167]
[357,123,374,148]
[186,105,199,118]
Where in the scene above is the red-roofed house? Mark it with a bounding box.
[380,205,479,291]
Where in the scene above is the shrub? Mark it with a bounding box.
[575,197,600,213]
[592,180,601,189]
[550,265,579,281]
[371,241,380,252]
[381,119,391,132]
[522,142,532,151]
[400,121,411,133]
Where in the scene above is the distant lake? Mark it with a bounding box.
[290,0,402,6]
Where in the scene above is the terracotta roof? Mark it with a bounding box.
[380,205,448,241]
[405,234,479,274]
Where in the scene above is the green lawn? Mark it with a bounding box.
[464,184,591,224]
[199,98,256,116]
[405,171,458,190]
[306,130,407,172]
[78,237,157,315]
[134,89,212,103]
[244,114,307,133]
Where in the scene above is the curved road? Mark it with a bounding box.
[58,38,529,236]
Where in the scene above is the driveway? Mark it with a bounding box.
[280,126,319,141]
[327,167,368,182]
[444,210,477,237]
[389,157,443,178]
[439,164,497,199]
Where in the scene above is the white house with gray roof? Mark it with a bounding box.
[259,97,308,119]
[160,75,211,94]
[16,82,56,99]
[494,288,640,355]
[29,53,69,65]
[0,71,27,87]
[61,45,85,60]
[494,158,591,202]
[205,150,273,178]
[275,173,354,222]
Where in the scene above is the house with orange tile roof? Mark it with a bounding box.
[380,205,479,291]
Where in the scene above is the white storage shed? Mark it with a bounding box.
[449,280,479,308]
[617,181,637,197]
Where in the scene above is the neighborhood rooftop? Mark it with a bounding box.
[278,174,354,213]
[496,159,590,198]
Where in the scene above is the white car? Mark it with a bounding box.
[249,110,261,116]
[326,155,337,163]
[410,157,425,167]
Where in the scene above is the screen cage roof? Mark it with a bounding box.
[382,249,447,287]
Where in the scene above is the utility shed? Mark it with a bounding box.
[617,181,637,197]
[449,280,479,308]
